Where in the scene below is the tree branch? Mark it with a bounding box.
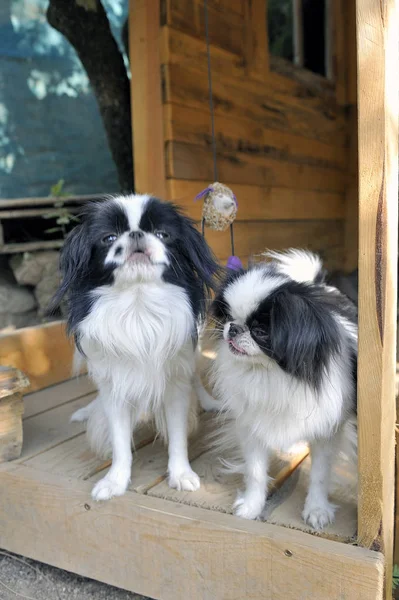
[47,0,133,192]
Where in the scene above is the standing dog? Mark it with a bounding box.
[50,194,219,501]
[206,250,357,529]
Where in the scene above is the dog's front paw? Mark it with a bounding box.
[168,468,200,492]
[70,406,91,423]
[302,500,336,530]
[233,492,264,520]
[91,474,130,501]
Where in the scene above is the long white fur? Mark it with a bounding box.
[206,250,357,529]
[70,195,201,501]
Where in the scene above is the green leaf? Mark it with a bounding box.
[392,564,399,589]
[50,179,65,196]
[45,227,62,234]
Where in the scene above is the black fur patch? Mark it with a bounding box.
[48,196,220,342]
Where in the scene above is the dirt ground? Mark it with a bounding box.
[0,550,151,600]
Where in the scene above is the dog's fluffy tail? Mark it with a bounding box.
[264,249,324,284]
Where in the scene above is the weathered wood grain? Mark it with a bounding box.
[167,179,345,221]
[129,0,166,197]
[166,141,348,192]
[163,103,347,171]
[0,463,385,600]
[162,63,348,147]
[356,4,398,600]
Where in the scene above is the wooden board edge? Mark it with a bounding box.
[0,463,384,600]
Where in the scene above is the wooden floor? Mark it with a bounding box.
[0,377,383,600]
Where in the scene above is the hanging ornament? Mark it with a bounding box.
[196,183,237,232]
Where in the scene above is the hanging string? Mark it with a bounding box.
[203,0,235,256]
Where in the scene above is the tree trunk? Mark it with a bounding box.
[47,0,134,192]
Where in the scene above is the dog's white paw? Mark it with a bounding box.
[233,492,264,520]
[302,501,336,530]
[168,469,200,492]
[70,406,91,423]
[91,475,130,501]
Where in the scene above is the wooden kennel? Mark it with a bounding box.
[0,0,398,598]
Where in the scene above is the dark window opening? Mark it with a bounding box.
[268,0,328,78]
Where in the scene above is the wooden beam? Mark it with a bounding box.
[356,4,398,600]
[343,0,358,272]
[167,179,345,221]
[129,0,166,198]
[0,463,385,600]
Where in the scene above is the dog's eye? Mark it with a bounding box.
[154,230,170,240]
[102,234,117,245]
[251,326,268,339]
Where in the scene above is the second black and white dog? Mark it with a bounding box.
[50,194,219,501]
[205,250,357,529]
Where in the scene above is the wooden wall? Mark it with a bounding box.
[131,0,352,269]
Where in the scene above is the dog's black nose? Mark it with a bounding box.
[229,323,243,339]
[129,230,144,240]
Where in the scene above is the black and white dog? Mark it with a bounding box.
[204,250,357,529]
[50,194,219,501]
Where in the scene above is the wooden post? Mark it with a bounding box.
[129,0,167,198]
[0,366,29,461]
[245,0,269,80]
[356,1,398,598]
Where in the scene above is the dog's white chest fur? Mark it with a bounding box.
[213,343,353,450]
[78,281,195,405]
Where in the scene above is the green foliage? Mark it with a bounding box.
[393,564,399,590]
[43,180,80,238]
[268,0,293,62]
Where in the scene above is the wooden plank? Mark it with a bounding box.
[160,26,247,81]
[0,240,64,254]
[0,322,76,392]
[0,207,80,219]
[24,422,156,481]
[164,0,246,56]
[89,413,214,494]
[163,63,348,147]
[343,1,358,272]
[19,394,95,462]
[168,179,345,221]
[164,103,347,171]
[129,0,166,197]
[166,141,348,192]
[148,443,288,513]
[202,220,344,270]
[23,376,96,420]
[0,463,385,600]
[356,7,398,600]
[244,0,268,79]
[343,108,358,272]
[162,27,337,107]
[0,194,99,209]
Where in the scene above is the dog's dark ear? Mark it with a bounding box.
[269,286,340,389]
[179,217,221,291]
[211,268,245,321]
[48,223,90,314]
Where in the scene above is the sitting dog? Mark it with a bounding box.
[50,194,219,500]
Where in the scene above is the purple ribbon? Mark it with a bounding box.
[194,186,238,207]
[226,255,243,271]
